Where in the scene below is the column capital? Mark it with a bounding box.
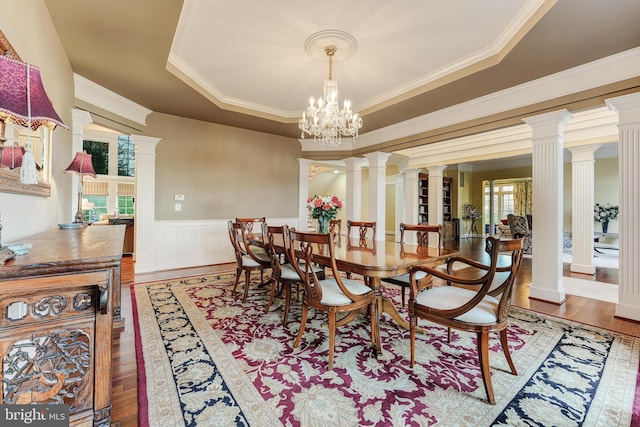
[71,109,92,133]
[130,135,161,155]
[427,165,447,176]
[568,144,601,162]
[343,157,364,170]
[363,151,391,167]
[606,92,640,125]
[523,109,573,139]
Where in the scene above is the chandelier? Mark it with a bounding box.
[299,33,362,147]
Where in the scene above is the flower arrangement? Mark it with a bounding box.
[594,203,618,223]
[306,195,344,220]
[462,203,481,220]
[307,195,344,234]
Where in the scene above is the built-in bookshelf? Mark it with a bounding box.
[418,173,453,224]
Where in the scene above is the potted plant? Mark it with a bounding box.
[594,203,618,234]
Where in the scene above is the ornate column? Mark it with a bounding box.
[426,165,447,226]
[523,110,573,303]
[344,157,364,237]
[606,92,640,321]
[130,134,160,274]
[364,152,391,241]
[297,158,313,231]
[568,144,600,275]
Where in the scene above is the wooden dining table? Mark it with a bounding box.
[262,233,458,357]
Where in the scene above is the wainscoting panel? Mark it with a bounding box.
[144,218,299,273]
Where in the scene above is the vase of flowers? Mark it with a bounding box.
[306,195,344,234]
[594,203,618,234]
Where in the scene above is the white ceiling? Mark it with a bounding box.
[169,0,533,118]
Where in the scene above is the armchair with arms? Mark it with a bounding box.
[407,234,525,404]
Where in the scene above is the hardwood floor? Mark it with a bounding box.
[111,238,639,427]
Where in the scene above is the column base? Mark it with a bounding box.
[570,263,596,275]
[529,286,566,304]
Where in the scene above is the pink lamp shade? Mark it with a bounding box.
[0,56,68,131]
[0,146,25,169]
[64,152,97,177]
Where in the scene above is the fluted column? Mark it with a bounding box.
[364,152,391,241]
[523,110,573,303]
[606,92,640,321]
[403,168,420,243]
[426,165,447,226]
[392,174,404,242]
[297,158,313,231]
[568,144,600,275]
[130,134,160,274]
[344,157,363,237]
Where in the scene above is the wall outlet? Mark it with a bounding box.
[174,203,182,211]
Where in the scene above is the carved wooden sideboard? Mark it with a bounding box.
[0,225,125,427]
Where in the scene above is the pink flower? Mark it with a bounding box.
[323,204,331,211]
[331,196,340,204]
[336,201,343,209]
[307,197,312,203]
[314,198,323,208]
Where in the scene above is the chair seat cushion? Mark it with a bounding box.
[416,286,500,324]
[385,270,427,285]
[318,278,371,306]
[241,254,262,268]
[280,263,302,281]
[248,246,270,262]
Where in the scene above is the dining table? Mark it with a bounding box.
[262,232,458,357]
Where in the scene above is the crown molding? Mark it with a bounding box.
[74,74,153,126]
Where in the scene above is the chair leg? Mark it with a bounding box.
[264,279,278,313]
[232,268,242,294]
[328,309,336,370]
[409,314,416,367]
[477,331,496,405]
[401,286,406,307]
[447,328,452,343]
[242,270,250,302]
[293,304,309,348]
[282,283,291,325]
[499,329,518,375]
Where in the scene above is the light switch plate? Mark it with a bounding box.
[174,194,185,201]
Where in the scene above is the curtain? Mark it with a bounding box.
[513,180,533,216]
[83,181,109,196]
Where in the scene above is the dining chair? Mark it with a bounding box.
[382,223,443,307]
[227,220,271,302]
[262,223,324,325]
[346,220,376,241]
[329,219,342,235]
[407,234,525,405]
[287,227,376,370]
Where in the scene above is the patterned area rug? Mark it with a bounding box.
[132,273,640,426]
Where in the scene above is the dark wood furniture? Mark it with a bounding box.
[382,223,443,307]
[407,235,525,404]
[0,225,125,426]
[288,228,376,370]
[227,220,271,302]
[261,233,457,356]
[109,217,134,254]
[418,173,453,223]
[346,220,376,240]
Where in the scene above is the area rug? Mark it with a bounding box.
[562,247,619,269]
[132,272,640,426]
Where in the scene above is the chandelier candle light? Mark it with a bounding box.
[299,30,362,147]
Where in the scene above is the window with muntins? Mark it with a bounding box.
[118,136,135,177]
[82,140,109,175]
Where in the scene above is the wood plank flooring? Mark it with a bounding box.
[111,238,639,427]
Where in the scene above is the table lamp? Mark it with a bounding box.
[64,152,97,224]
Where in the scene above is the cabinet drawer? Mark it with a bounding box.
[0,272,107,329]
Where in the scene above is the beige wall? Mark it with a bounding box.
[0,0,75,242]
[146,112,302,220]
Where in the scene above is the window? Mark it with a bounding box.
[82,140,109,175]
[83,195,107,223]
[483,183,516,223]
[118,136,135,177]
[118,196,135,216]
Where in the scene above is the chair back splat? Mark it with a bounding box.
[346,220,376,241]
[382,223,444,307]
[227,220,271,302]
[286,227,376,370]
[407,235,525,405]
